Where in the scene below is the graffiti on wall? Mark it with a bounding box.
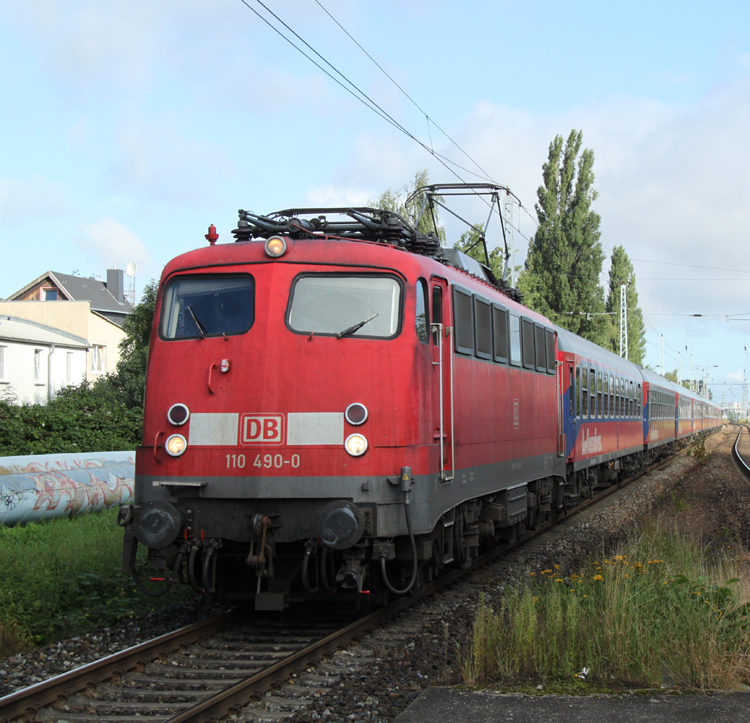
[0,453,135,526]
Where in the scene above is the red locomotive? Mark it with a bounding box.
[119,184,722,609]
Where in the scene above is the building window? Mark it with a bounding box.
[44,289,58,301]
[34,349,44,384]
[92,345,106,373]
[0,346,6,382]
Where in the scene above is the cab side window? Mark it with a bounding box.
[416,279,429,343]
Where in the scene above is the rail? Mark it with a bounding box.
[0,431,719,723]
[732,424,750,477]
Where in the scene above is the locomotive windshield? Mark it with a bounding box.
[160,275,255,339]
[288,275,401,338]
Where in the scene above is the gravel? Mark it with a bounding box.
[1,427,741,723]
[0,597,218,699]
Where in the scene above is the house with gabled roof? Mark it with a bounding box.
[5,269,132,326]
[0,269,133,384]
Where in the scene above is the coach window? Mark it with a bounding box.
[492,305,509,363]
[522,318,535,370]
[575,366,581,417]
[474,296,492,360]
[626,379,630,418]
[603,374,609,417]
[581,367,589,417]
[597,371,603,418]
[533,324,546,372]
[416,280,429,343]
[569,366,575,416]
[609,375,614,417]
[453,286,474,355]
[590,367,596,417]
[615,377,620,417]
[509,314,521,367]
[625,381,630,418]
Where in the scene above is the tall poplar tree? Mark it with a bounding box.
[605,245,646,364]
[519,130,611,346]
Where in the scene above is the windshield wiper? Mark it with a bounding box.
[337,313,379,338]
[187,306,207,338]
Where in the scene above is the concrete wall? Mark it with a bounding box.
[0,301,125,379]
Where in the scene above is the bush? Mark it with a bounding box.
[0,381,142,456]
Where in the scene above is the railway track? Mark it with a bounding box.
[0,432,720,723]
[731,423,750,480]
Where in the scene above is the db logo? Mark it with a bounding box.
[240,414,284,445]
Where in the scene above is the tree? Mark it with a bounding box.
[453,224,505,280]
[518,130,611,346]
[370,169,445,242]
[101,280,159,409]
[605,246,646,364]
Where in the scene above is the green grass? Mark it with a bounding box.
[0,509,187,657]
[460,524,750,690]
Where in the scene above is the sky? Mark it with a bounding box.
[2,0,750,405]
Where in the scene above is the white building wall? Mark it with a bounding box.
[0,301,125,381]
[0,341,87,405]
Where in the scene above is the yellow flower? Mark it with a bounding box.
[570,589,576,592]
[532,596,538,603]
[530,572,536,576]
[554,564,560,570]
[593,574,604,582]
[624,574,630,579]
[555,578,563,582]
[583,594,587,598]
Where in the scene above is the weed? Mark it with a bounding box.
[460,527,750,690]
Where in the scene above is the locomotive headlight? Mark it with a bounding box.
[165,434,187,457]
[345,402,368,426]
[265,236,288,258]
[344,433,368,457]
[167,403,190,426]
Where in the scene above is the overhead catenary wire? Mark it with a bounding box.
[240,0,495,186]
[239,0,537,247]
[312,0,497,186]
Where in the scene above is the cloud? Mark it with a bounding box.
[75,217,150,274]
[3,0,361,111]
[304,185,371,207]
[0,177,70,225]
[105,119,237,205]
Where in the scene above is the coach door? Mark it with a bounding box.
[431,278,454,481]
[561,355,575,457]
